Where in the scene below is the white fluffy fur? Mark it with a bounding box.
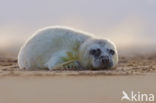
[18,26,118,70]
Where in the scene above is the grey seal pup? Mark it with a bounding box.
[18,26,118,70]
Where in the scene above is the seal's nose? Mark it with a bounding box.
[100,56,110,65]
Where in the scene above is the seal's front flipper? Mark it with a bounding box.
[52,60,83,70]
[63,60,83,70]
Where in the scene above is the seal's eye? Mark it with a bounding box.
[109,49,115,55]
[89,48,101,57]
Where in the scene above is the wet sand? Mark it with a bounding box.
[0,54,156,103]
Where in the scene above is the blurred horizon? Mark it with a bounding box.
[0,0,156,56]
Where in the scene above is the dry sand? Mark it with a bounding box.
[0,54,156,103]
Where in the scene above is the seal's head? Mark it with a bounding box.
[79,38,118,70]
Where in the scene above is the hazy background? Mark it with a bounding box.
[0,0,156,56]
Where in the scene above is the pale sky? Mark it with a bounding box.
[0,0,156,51]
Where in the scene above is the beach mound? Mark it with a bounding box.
[0,54,156,77]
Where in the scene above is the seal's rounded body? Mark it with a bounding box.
[18,26,118,70]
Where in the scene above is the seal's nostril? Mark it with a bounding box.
[102,59,109,63]
[101,56,109,64]
[102,59,106,63]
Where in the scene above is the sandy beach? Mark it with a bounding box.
[0,54,156,103]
